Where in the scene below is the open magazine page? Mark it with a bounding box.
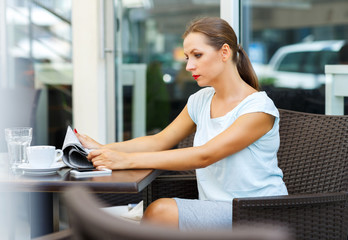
[62,126,83,149]
[62,126,94,169]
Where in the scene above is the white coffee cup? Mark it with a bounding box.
[26,146,63,168]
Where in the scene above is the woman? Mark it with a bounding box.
[75,17,288,230]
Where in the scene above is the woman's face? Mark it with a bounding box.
[183,32,225,87]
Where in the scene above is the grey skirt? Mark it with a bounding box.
[174,198,232,231]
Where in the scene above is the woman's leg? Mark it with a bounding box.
[173,198,233,231]
[143,198,232,231]
[142,198,179,228]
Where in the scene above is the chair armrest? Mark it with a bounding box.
[233,192,348,240]
[32,229,72,240]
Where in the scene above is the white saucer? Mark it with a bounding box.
[18,162,66,175]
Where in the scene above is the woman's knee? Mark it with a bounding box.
[142,198,178,228]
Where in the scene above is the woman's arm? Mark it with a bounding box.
[105,105,196,152]
[89,112,275,170]
[77,105,196,153]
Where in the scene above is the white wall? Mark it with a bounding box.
[72,0,107,143]
[220,0,239,40]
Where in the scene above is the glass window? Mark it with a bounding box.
[242,0,348,114]
[1,0,72,150]
[318,50,339,72]
[120,0,220,138]
[302,52,318,74]
[277,52,305,72]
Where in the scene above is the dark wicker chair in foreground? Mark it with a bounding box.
[148,109,348,240]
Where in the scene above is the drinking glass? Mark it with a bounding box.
[5,127,33,171]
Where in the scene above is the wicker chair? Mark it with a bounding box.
[148,109,348,240]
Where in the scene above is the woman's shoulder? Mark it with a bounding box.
[188,87,214,103]
[192,87,214,96]
[249,91,274,104]
[237,91,279,117]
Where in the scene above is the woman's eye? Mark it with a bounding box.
[195,54,202,58]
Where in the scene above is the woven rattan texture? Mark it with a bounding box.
[278,109,348,194]
[177,133,194,149]
[94,191,145,206]
[148,176,198,203]
[233,193,348,240]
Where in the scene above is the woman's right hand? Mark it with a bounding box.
[74,130,103,149]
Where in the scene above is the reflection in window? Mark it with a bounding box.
[277,52,304,73]
[302,52,318,74]
[242,0,348,114]
[319,51,339,72]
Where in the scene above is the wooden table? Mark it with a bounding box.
[2,167,160,193]
[0,155,161,238]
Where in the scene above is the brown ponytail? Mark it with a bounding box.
[183,17,259,91]
[236,45,259,91]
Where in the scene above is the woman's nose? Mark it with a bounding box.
[186,60,195,71]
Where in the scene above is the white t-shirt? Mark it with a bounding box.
[187,87,288,202]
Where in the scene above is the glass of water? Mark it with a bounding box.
[5,127,33,171]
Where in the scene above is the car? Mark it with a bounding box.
[257,40,346,89]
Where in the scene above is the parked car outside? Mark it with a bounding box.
[256,40,346,89]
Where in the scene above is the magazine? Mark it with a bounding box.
[62,126,94,169]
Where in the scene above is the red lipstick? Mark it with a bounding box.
[192,75,200,80]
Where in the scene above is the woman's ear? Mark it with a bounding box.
[220,43,232,62]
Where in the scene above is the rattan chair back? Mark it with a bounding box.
[278,109,348,194]
[178,132,195,149]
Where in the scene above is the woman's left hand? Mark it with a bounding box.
[87,148,128,170]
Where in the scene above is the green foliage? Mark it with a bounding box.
[146,61,170,132]
[259,77,276,86]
